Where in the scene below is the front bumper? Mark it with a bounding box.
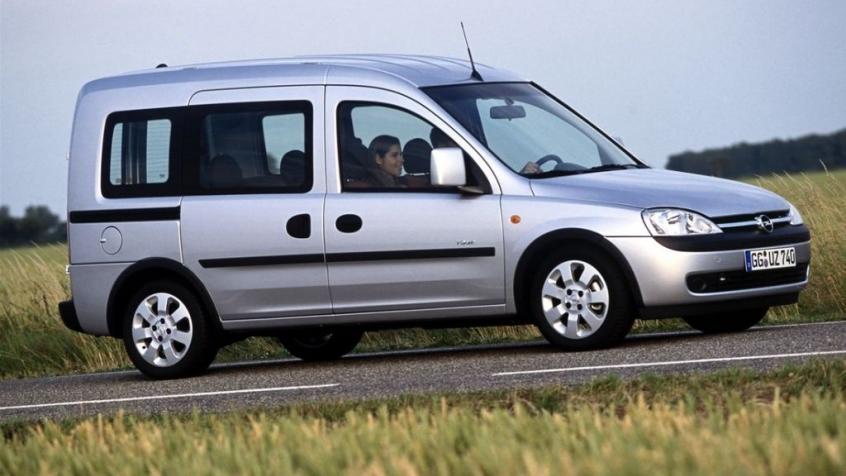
[639,292,799,319]
[608,235,811,311]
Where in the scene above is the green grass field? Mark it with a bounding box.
[1,358,844,475]
[0,170,844,379]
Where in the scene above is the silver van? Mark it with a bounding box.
[61,55,811,378]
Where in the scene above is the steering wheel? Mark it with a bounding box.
[533,154,586,172]
[535,154,564,169]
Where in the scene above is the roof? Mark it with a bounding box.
[82,55,527,96]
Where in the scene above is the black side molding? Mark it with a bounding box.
[198,247,496,268]
[326,247,495,263]
[200,254,325,268]
[69,207,181,224]
[654,225,810,252]
[58,300,83,333]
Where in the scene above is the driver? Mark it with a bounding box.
[367,134,405,187]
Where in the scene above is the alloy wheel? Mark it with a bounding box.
[540,260,609,339]
[131,292,193,367]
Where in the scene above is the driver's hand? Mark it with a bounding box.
[520,161,540,174]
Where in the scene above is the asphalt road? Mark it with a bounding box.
[1,320,845,421]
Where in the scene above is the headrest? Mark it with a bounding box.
[429,128,455,149]
[280,150,306,184]
[207,154,242,188]
[402,138,432,174]
[341,137,371,180]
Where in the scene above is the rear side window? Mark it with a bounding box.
[101,108,181,198]
[185,101,312,194]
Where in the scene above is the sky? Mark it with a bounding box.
[1,0,845,216]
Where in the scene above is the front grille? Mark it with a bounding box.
[713,209,791,233]
[686,263,809,293]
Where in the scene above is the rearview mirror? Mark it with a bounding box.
[430,147,466,187]
[490,104,526,120]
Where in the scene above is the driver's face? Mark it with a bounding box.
[376,144,404,177]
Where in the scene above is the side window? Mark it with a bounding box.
[102,109,180,198]
[187,101,312,194]
[337,102,490,192]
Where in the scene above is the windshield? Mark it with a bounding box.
[424,83,643,177]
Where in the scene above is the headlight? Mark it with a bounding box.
[642,208,722,236]
[788,202,804,226]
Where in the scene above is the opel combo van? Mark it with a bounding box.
[61,55,811,378]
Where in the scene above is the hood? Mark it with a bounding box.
[530,168,789,219]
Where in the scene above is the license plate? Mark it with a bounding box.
[744,246,796,272]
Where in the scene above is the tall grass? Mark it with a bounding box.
[0,245,128,376]
[0,171,843,378]
[2,359,844,475]
[750,171,846,318]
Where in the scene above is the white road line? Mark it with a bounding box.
[630,320,846,339]
[0,383,339,412]
[755,320,846,330]
[492,350,846,377]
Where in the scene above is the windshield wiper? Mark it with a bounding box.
[527,163,646,179]
[581,163,646,174]
[524,169,584,179]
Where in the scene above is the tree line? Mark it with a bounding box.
[666,128,846,178]
[0,206,67,247]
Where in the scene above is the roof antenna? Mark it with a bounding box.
[460,22,483,81]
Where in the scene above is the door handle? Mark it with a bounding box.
[336,214,362,233]
[286,214,311,239]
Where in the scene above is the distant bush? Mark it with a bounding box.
[666,128,846,178]
[0,205,66,247]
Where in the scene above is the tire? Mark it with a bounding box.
[528,245,634,351]
[122,280,218,379]
[683,307,768,334]
[279,328,363,361]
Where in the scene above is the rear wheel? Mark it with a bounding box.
[279,328,363,361]
[528,245,634,351]
[122,280,217,379]
[683,307,768,334]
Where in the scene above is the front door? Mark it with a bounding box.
[324,86,504,314]
[181,86,330,321]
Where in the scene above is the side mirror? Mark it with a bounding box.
[430,147,466,187]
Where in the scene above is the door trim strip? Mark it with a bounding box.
[199,254,325,268]
[198,247,496,268]
[69,207,181,223]
[326,247,495,262]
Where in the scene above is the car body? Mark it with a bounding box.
[60,55,811,378]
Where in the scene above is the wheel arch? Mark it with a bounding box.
[106,258,221,338]
[513,228,645,315]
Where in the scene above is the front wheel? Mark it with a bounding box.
[122,281,217,379]
[279,328,363,361]
[683,308,768,334]
[528,246,634,351]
